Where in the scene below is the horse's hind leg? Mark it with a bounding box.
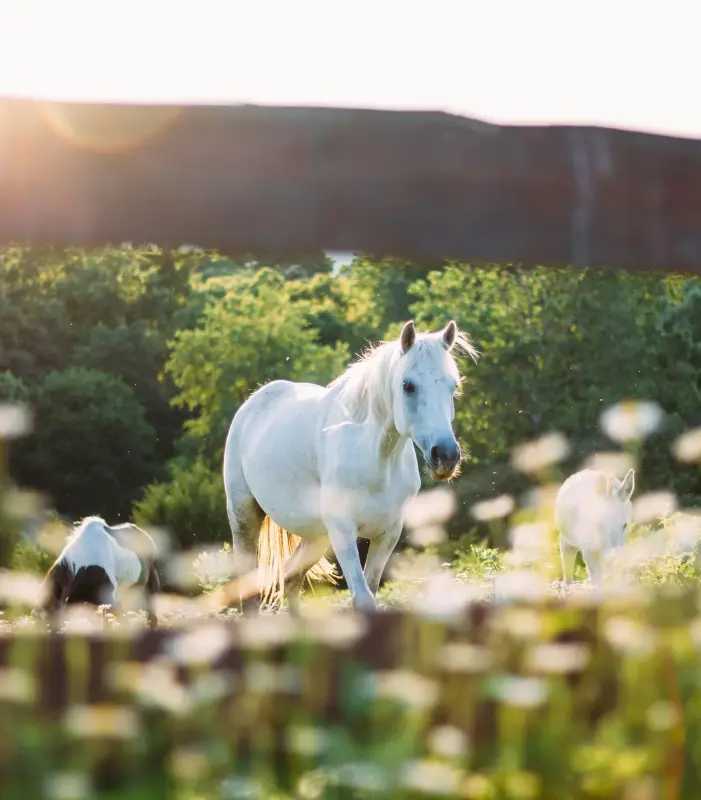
[559,534,578,586]
[581,549,604,587]
[224,458,265,613]
[144,563,160,630]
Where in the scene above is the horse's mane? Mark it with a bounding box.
[329,327,478,424]
[64,515,109,547]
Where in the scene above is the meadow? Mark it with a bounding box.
[3,247,701,797]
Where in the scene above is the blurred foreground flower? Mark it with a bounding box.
[191,543,244,587]
[488,675,548,708]
[400,759,464,795]
[2,488,44,521]
[511,432,570,475]
[527,642,591,673]
[672,426,701,464]
[45,772,91,800]
[366,669,439,710]
[165,621,233,665]
[509,522,551,553]
[428,725,470,759]
[0,403,32,439]
[403,487,457,530]
[604,616,657,655]
[64,704,140,739]
[411,571,477,622]
[0,570,43,606]
[470,494,515,522]
[600,400,664,443]
[584,450,636,477]
[493,570,551,605]
[0,667,35,703]
[632,491,677,524]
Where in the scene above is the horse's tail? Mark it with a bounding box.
[257,516,339,611]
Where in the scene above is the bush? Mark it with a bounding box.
[134,458,229,549]
[12,542,54,575]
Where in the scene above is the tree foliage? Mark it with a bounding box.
[1,244,700,550]
[13,368,157,521]
[164,268,350,460]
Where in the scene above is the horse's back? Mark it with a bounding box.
[227,379,327,451]
[108,523,157,564]
[237,379,325,416]
[555,469,620,551]
[61,519,146,586]
[224,379,336,535]
[61,521,119,583]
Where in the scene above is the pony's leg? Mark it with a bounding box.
[284,537,334,616]
[580,550,603,586]
[364,522,403,597]
[324,519,375,613]
[41,561,72,632]
[559,534,578,585]
[145,564,160,630]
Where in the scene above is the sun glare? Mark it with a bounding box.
[0,0,698,139]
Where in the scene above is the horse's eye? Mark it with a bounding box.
[403,380,415,395]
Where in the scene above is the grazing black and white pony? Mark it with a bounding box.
[40,516,161,629]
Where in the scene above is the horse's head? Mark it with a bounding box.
[393,320,476,480]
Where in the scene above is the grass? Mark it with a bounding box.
[13,513,700,624]
[3,511,701,798]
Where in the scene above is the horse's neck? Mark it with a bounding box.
[378,422,408,461]
[327,381,403,457]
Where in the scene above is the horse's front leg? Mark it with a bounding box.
[364,521,403,598]
[324,517,376,613]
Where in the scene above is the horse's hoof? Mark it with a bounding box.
[351,593,377,614]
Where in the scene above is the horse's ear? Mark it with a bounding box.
[400,320,416,354]
[617,468,635,501]
[442,320,458,351]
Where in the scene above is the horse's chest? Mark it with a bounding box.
[350,478,417,538]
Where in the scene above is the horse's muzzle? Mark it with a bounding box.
[428,442,461,480]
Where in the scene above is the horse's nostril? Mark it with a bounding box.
[430,446,441,463]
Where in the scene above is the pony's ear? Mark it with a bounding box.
[617,468,635,501]
[442,320,458,351]
[400,320,416,354]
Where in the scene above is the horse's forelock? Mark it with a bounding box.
[330,339,399,422]
[332,328,470,423]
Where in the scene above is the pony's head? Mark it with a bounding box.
[64,566,116,608]
[393,320,477,479]
[600,467,636,546]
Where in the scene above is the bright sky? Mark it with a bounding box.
[0,1,698,139]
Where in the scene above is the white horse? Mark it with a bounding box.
[40,516,161,628]
[555,467,635,585]
[223,320,477,613]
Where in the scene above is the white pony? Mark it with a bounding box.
[40,516,160,628]
[223,320,477,613]
[555,467,635,585]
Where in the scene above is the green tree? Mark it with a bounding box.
[73,321,185,464]
[14,368,158,520]
[134,458,229,548]
[165,268,350,462]
[408,263,682,535]
[341,255,441,334]
[0,372,30,404]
